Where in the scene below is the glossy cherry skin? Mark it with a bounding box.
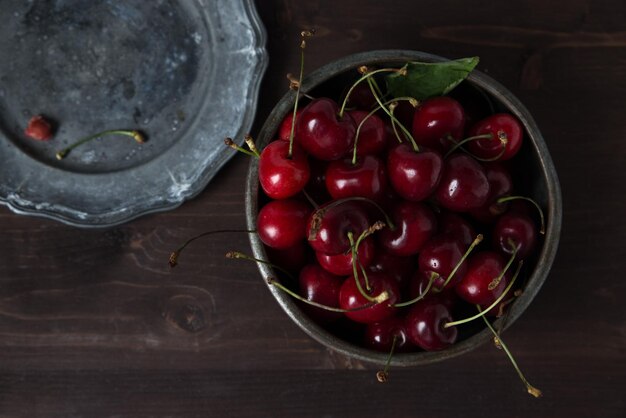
[278,109,303,142]
[387,143,443,202]
[412,97,465,153]
[493,212,537,259]
[25,115,53,141]
[455,251,511,306]
[435,153,490,212]
[367,250,416,292]
[316,237,375,276]
[325,155,388,201]
[364,316,414,353]
[469,162,513,223]
[348,110,387,157]
[259,140,310,199]
[296,98,356,161]
[265,240,310,275]
[299,264,344,323]
[339,272,399,324]
[438,211,476,248]
[257,199,311,249]
[418,234,470,290]
[306,201,371,255]
[467,113,523,161]
[378,200,437,256]
[405,299,457,351]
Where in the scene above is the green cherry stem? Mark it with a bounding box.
[496,196,546,235]
[376,334,398,383]
[56,129,145,160]
[168,229,256,267]
[443,133,504,160]
[435,234,483,292]
[444,260,524,328]
[348,231,376,301]
[225,251,294,280]
[479,306,543,398]
[338,67,405,118]
[287,29,314,158]
[392,271,438,308]
[225,137,259,158]
[488,247,518,291]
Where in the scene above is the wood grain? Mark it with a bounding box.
[1,0,625,416]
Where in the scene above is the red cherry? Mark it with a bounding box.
[299,264,344,323]
[306,200,370,255]
[325,155,388,201]
[407,270,458,311]
[345,82,377,110]
[469,162,513,223]
[367,250,416,291]
[455,251,511,306]
[405,299,457,351]
[339,272,399,324]
[348,110,386,157]
[435,153,490,212]
[418,234,469,290]
[438,211,476,248]
[24,115,53,141]
[259,140,310,199]
[364,316,414,353]
[257,199,312,249]
[378,200,437,256]
[296,98,356,161]
[387,143,443,202]
[493,212,537,259]
[278,109,303,142]
[467,113,523,161]
[304,158,332,205]
[315,236,375,276]
[412,97,465,153]
[265,240,310,275]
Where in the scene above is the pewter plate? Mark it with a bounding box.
[0,0,267,227]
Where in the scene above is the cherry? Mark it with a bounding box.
[325,155,388,201]
[348,110,387,157]
[435,153,490,212]
[493,212,537,259]
[265,240,310,275]
[438,211,476,248]
[387,143,443,202]
[299,264,344,323]
[306,200,371,255]
[364,316,414,353]
[418,234,470,290]
[296,97,356,161]
[257,199,312,249]
[25,115,53,141]
[405,299,457,351]
[316,236,375,276]
[304,158,332,205]
[339,271,399,324]
[467,113,523,161]
[412,96,465,153]
[469,162,513,223]
[378,200,437,256]
[278,109,303,142]
[455,251,511,306]
[407,270,457,310]
[259,140,310,199]
[344,82,377,110]
[367,250,416,291]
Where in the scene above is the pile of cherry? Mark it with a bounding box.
[255,76,543,358]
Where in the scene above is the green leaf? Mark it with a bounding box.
[385,57,479,100]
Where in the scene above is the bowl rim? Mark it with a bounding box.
[245,49,562,366]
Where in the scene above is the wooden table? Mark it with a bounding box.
[1,1,624,416]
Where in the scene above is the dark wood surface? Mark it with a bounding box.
[1,1,625,416]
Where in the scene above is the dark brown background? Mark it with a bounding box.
[1,1,625,417]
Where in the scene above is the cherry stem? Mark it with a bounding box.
[287,30,313,158]
[376,334,397,383]
[435,234,483,291]
[478,306,543,398]
[444,260,524,328]
[351,97,418,165]
[168,229,256,268]
[392,272,438,308]
[225,137,259,158]
[338,67,404,118]
[301,189,320,209]
[443,133,504,160]
[497,196,546,235]
[225,251,294,281]
[366,77,419,152]
[56,129,145,160]
[347,232,376,301]
[267,277,376,313]
[488,247,518,291]
[308,197,395,242]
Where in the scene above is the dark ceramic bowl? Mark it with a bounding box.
[245,50,562,366]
